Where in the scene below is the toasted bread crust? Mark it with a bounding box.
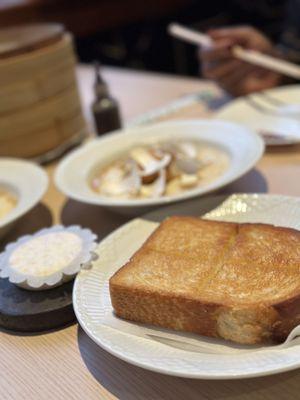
[109,217,300,344]
[110,284,220,338]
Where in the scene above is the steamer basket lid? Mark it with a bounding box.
[0,23,64,59]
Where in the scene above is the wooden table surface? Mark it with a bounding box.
[1,66,300,400]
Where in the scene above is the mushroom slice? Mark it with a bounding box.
[166,160,181,181]
[160,140,198,159]
[97,159,141,198]
[130,147,171,182]
[140,169,166,198]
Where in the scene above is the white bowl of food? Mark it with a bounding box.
[0,158,48,238]
[55,120,264,215]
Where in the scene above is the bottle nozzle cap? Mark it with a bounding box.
[94,61,105,84]
[93,60,108,97]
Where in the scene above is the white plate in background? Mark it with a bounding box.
[0,158,48,238]
[215,85,300,146]
[74,194,300,379]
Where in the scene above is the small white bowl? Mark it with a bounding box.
[55,120,264,215]
[0,158,48,238]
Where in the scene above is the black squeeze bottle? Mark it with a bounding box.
[92,63,122,135]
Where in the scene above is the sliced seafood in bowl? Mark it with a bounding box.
[55,120,264,215]
[89,139,229,200]
[130,146,171,183]
[140,169,166,198]
[91,159,141,198]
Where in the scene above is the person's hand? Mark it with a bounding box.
[199,26,282,96]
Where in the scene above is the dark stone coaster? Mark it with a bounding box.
[0,278,75,332]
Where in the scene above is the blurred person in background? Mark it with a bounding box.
[199,0,300,96]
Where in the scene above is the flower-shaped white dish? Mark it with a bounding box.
[55,120,264,215]
[0,225,97,290]
[0,158,48,238]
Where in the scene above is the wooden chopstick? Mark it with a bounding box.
[168,23,300,80]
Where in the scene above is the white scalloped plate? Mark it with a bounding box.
[74,194,300,379]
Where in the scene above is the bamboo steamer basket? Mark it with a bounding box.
[0,24,87,160]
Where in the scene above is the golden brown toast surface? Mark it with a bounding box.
[112,217,237,299]
[204,223,300,305]
[109,216,300,344]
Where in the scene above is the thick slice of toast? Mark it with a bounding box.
[109,216,300,344]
